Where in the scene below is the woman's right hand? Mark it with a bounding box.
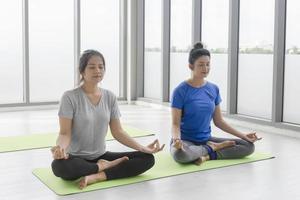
[51,145,69,160]
[172,138,184,151]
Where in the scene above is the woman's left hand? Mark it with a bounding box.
[140,139,165,154]
[243,132,262,143]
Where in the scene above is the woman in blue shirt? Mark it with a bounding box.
[170,42,261,165]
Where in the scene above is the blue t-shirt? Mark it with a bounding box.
[171,81,222,142]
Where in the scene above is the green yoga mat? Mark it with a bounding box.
[0,126,154,153]
[33,152,274,195]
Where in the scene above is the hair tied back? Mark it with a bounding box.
[193,42,204,50]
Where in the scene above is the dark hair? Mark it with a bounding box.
[78,49,105,83]
[188,42,210,65]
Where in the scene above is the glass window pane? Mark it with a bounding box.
[238,0,274,119]
[169,0,192,101]
[283,0,300,124]
[81,0,120,96]
[29,0,74,102]
[0,1,23,104]
[144,0,162,100]
[202,0,229,111]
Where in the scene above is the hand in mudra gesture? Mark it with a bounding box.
[141,139,165,154]
[51,145,69,160]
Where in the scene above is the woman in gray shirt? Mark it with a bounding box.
[51,50,164,189]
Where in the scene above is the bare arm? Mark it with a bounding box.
[56,117,72,149]
[109,118,164,154]
[171,108,185,149]
[213,105,245,138]
[171,108,182,140]
[213,105,261,142]
[51,117,72,159]
[109,118,143,151]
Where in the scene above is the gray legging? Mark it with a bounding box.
[170,137,255,163]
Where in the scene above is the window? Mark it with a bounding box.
[202,0,229,111]
[0,1,23,104]
[29,0,74,102]
[169,0,192,101]
[283,0,300,124]
[81,0,120,96]
[144,0,162,100]
[238,0,274,119]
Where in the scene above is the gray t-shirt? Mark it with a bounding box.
[58,87,121,160]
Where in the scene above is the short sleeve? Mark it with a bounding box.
[58,92,74,119]
[215,86,222,106]
[171,87,185,110]
[110,93,121,119]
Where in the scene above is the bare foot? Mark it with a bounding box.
[207,141,236,151]
[194,155,210,165]
[97,156,129,172]
[78,172,108,189]
[78,156,129,189]
[173,139,184,150]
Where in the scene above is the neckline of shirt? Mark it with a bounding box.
[184,80,208,89]
[79,86,104,108]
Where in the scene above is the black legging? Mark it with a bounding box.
[51,151,155,181]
